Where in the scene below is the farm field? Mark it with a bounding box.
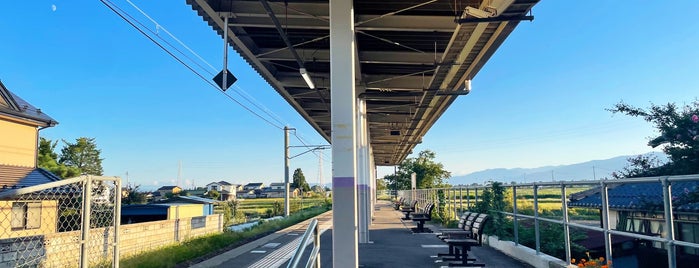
[238,197,328,216]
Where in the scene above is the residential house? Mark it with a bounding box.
[205,181,240,201]
[236,183,264,199]
[157,186,182,197]
[0,81,62,240]
[569,181,699,267]
[243,182,264,190]
[261,183,300,198]
[236,189,257,199]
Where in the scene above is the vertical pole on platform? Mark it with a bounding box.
[330,0,358,265]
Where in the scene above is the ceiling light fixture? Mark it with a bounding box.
[299,68,315,89]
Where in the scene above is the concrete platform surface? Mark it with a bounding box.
[190,201,532,268]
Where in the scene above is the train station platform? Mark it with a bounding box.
[191,201,532,268]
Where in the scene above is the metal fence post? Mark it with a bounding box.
[449,188,459,218]
[661,177,676,268]
[561,183,571,264]
[533,184,540,255]
[474,189,478,207]
[513,185,518,245]
[600,181,613,265]
[466,188,471,209]
[114,178,122,268]
[459,187,463,213]
[80,175,93,268]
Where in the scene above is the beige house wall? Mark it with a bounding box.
[0,120,37,167]
[0,200,58,239]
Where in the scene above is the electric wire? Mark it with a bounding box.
[100,0,284,130]
[121,0,288,128]
[125,0,218,73]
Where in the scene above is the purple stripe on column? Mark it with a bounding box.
[357,184,370,191]
[333,177,355,188]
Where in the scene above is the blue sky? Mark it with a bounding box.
[2,1,698,189]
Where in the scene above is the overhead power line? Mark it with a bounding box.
[100,0,284,130]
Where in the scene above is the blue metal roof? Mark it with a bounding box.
[569,181,699,212]
[173,195,218,204]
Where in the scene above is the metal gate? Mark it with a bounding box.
[0,175,121,268]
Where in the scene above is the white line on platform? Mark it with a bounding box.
[263,243,281,248]
[421,245,448,248]
[250,250,267,254]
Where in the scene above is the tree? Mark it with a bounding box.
[292,168,311,192]
[206,189,221,200]
[59,137,104,176]
[609,101,699,176]
[383,150,451,190]
[37,137,81,179]
[122,184,147,205]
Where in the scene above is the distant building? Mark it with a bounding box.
[269,182,285,190]
[262,187,299,198]
[157,186,182,197]
[205,181,240,201]
[243,182,265,191]
[121,203,204,224]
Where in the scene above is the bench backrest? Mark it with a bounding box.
[470,214,490,245]
[423,203,434,220]
[456,212,472,229]
[463,213,479,230]
[408,200,418,209]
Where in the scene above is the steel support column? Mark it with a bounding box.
[330,0,359,266]
[358,98,370,243]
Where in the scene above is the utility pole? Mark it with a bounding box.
[318,151,324,195]
[284,126,291,217]
[593,166,597,180]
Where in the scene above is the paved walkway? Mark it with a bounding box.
[191,201,532,268]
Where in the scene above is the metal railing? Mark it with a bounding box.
[287,218,321,268]
[397,174,699,268]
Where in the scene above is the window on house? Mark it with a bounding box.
[11,202,42,230]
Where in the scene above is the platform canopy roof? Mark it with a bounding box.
[187,0,538,165]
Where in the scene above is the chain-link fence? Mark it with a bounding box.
[0,175,121,268]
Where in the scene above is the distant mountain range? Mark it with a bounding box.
[449,152,667,185]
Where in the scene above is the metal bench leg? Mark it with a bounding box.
[447,245,483,267]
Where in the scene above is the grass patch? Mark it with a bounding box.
[120,206,330,268]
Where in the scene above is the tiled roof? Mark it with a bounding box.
[245,183,263,186]
[218,181,232,185]
[0,165,61,191]
[569,181,699,212]
[269,182,285,187]
[0,81,57,126]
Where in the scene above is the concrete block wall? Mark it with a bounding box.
[8,214,223,267]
